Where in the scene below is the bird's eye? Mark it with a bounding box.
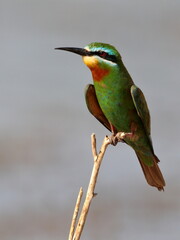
[94,51,117,63]
[99,51,108,58]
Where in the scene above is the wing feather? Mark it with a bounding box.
[85,84,111,131]
[131,85,151,136]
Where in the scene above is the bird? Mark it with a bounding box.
[55,42,165,190]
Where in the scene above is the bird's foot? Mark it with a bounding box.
[108,134,119,146]
[109,132,133,146]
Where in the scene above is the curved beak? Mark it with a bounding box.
[55,47,90,56]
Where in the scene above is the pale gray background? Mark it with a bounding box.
[0,0,180,239]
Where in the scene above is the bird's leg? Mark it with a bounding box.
[115,132,133,141]
[109,131,134,146]
[108,123,136,146]
[108,124,119,146]
[116,122,138,142]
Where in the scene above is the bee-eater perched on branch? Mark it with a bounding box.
[55,42,165,191]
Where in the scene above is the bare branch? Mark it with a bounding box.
[69,188,83,240]
[68,132,127,240]
[72,135,110,240]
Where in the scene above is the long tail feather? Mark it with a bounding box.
[135,151,165,191]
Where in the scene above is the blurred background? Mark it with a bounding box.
[0,0,180,239]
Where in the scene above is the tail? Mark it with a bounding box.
[135,151,165,191]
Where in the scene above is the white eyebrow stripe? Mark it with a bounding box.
[84,46,90,51]
[99,57,117,65]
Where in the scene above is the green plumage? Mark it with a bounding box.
[56,42,165,190]
[84,43,165,190]
[92,52,153,164]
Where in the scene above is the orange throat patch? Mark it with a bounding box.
[91,67,109,82]
[83,56,109,82]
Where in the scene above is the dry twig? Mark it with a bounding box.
[68,132,125,240]
[69,188,83,240]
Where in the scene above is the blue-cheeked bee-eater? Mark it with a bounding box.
[56,42,165,190]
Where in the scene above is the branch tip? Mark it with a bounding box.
[91,133,98,160]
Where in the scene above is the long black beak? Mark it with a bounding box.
[55,47,90,56]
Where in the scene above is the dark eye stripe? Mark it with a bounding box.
[104,54,117,63]
[93,51,117,63]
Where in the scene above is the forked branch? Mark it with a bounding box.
[68,132,125,240]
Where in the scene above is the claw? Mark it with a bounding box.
[109,131,133,146]
[109,134,119,146]
[116,132,133,140]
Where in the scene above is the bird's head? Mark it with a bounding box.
[55,42,122,82]
[55,42,121,70]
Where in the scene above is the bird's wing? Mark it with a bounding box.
[85,84,111,131]
[130,85,151,136]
